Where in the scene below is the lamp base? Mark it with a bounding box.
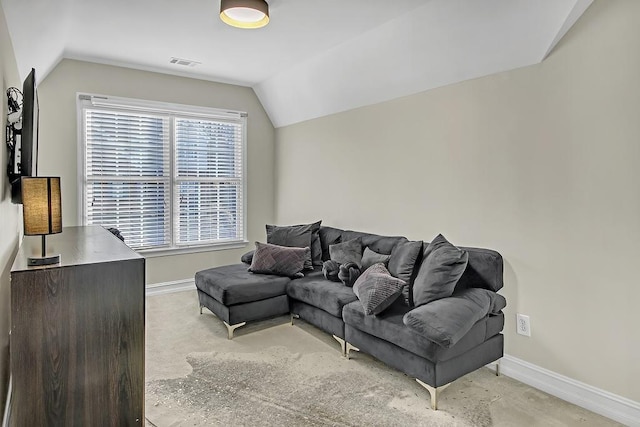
[28,254,61,266]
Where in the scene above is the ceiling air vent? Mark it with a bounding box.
[169,57,201,67]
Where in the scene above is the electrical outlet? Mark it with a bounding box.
[516,314,531,337]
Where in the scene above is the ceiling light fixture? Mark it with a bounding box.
[220,0,269,29]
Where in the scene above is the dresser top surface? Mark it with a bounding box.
[11,225,144,273]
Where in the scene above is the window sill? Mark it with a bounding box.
[138,241,249,258]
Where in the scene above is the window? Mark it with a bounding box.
[78,95,247,253]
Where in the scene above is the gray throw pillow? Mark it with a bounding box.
[266,221,322,267]
[361,247,391,270]
[266,225,314,270]
[353,264,406,315]
[388,240,423,306]
[249,242,309,278]
[329,238,363,267]
[412,234,469,307]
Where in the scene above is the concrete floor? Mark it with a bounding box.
[145,290,621,426]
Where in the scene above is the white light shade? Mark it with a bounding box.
[220,0,269,29]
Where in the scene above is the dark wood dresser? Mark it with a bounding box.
[9,226,145,426]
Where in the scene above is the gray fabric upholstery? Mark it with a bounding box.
[486,314,505,339]
[341,230,405,255]
[403,288,502,348]
[319,226,406,262]
[266,221,323,265]
[322,260,341,282]
[286,274,357,317]
[290,300,346,338]
[353,264,405,315]
[388,240,423,282]
[266,223,314,247]
[319,226,342,261]
[195,263,290,306]
[361,247,391,270]
[387,240,423,306]
[413,234,469,307]
[343,300,500,363]
[198,291,289,325]
[490,293,507,314]
[345,325,504,387]
[240,250,254,265]
[329,238,363,267]
[455,247,504,292]
[249,242,310,278]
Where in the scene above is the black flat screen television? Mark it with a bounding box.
[10,68,39,203]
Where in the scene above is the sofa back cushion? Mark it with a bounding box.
[319,226,406,262]
[319,226,504,293]
[454,247,504,292]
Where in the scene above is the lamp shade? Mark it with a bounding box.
[220,0,269,29]
[22,177,62,236]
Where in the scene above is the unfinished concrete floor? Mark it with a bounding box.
[145,290,620,426]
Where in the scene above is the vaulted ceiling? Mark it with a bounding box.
[2,0,593,127]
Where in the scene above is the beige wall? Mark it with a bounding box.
[37,59,276,284]
[275,0,640,403]
[0,2,21,415]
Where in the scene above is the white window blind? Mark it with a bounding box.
[80,95,246,252]
[174,118,244,245]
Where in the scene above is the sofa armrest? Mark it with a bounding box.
[403,288,506,348]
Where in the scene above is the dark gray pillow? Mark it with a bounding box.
[353,263,406,315]
[403,288,496,348]
[413,234,468,307]
[249,242,309,278]
[266,225,314,270]
[329,238,363,267]
[322,260,341,282]
[266,221,322,267]
[361,247,391,270]
[388,240,423,306]
[319,227,342,261]
[240,250,254,265]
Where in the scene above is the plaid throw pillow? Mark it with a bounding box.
[353,263,406,315]
[249,242,310,278]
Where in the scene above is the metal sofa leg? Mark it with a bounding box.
[223,321,247,340]
[332,335,346,356]
[199,304,203,315]
[495,359,501,376]
[290,313,300,325]
[416,379,451,410]
[345,342,360,360]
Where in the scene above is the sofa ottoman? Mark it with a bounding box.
[195,263,290,339]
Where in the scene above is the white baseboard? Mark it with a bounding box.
[146,278,196,296]
[490,355,640,426]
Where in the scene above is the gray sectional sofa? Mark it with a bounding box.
[195,225,506,409]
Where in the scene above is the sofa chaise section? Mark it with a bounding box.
[195,263,290,339]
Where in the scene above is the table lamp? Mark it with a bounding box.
[21,176,62,266]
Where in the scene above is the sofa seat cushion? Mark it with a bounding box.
[342,300,502,363]
[287,272,357,317]
[195,264,290,306]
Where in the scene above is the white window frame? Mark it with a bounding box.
[77,93,248,256]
